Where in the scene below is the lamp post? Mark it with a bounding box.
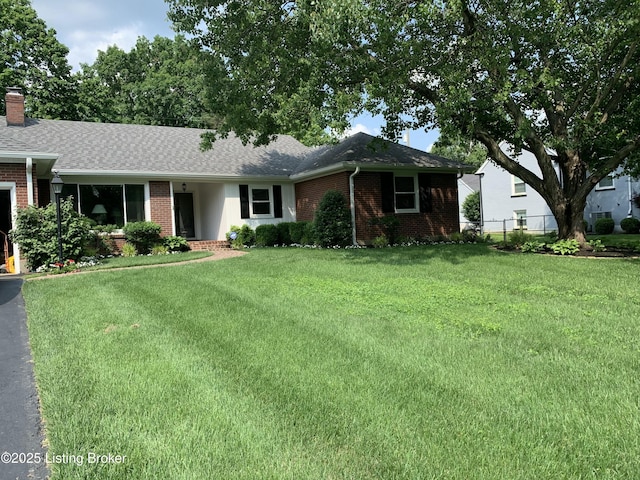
[51,172,64,266]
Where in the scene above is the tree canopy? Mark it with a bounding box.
[168,0,640,242]
[75,35,217,128]
[0,0,76,118]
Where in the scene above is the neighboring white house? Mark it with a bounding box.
[476,144,640,234]
[458,174,480,230]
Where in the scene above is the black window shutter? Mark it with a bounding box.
[380,172,395,213]
[239,184,250,218]
[418,173,432,213]
[273,185,283,218]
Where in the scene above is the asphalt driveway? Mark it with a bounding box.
[0,276,48,480]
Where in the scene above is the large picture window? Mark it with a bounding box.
[63,184,145,227]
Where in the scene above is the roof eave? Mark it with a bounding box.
[54,169,293,183]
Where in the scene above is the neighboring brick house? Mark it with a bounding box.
[1,88,470,272]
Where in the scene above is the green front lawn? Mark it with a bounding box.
[23,245,640,479]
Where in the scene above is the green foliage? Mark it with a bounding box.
[594,218,615,235]
[75,35,217,128]
[372,235,389,248]
[461,191,481,225]
[226,225,256,249]
[301,222,316,246]
[122,221,162,254]
[9,198,92,270]
[507,230,532,247]
[521,241,546,253]
[121,242,138,257]
[255,224,279,247]
[151,245,169,255]
[587,239,607,252]
[162,235,191,252]
[549,239,581,255]
[620,217,640,234]
[167,0,640,239]
[313,190,352,247]
[431,134,487,168]
[0,0,76,118]
[369,215,401,245]
[276,222,294,245]
[288,221,311,244]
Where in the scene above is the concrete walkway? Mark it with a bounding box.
[0,276,48,480]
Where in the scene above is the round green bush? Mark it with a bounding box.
[276,222,293,245]
[255,224,279,246]
[594,217,615,235]
[122,221,162,254]
[313,190,352,247]
[620,217,640,234]
[289,221,308,244]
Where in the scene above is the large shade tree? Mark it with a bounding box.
[76,35,217,128]
[0,0,76,118]
[167,0,640,243]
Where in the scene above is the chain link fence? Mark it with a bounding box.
[479,215,558,242]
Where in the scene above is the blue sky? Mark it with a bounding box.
[31,0,439,151]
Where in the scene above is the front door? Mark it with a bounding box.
[174,193,195,238]
[0,190,13,265]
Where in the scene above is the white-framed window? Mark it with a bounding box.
[596,175,614,190]
[593,211,612,220]
[62,183,146,227]
[512,176,526,196]
[514,210,527,229]
[394,175,419,213]
[250,185,273,218]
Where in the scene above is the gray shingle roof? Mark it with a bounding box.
[1,118,469,178]
[293,133,472,176]
[0,117,312,177]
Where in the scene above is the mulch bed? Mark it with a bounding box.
[493,244,640,258]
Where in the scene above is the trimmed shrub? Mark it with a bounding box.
[620,217,640,234]
[10,198,92,270]
[276,222,293,245]
[163,235,191,252]
[255,224,279,246]
[122,221,162,254]
[313,190,352,247]
[594,217,615,235]
[226,224,255,249]
[301,222,316,246]
[289,221,309,244]
[462,191,481,224]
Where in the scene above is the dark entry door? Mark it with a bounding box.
[174,193,195,238]
[0,190,13,262]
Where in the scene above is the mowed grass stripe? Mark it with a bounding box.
[23,245,640,479]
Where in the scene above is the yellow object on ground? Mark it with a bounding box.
[7,256,15,273]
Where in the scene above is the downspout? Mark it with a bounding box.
[477,172,484,235]
[26,157,34,205]
[349,167,361,245]
[628,175,633,217]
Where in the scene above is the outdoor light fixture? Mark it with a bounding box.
[182,182,187,193]
[51,171,64,265]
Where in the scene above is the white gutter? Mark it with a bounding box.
[349,167,360,245]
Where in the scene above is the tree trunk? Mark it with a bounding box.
[548,193,588,246]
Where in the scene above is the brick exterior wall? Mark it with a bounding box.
[295,172,351,221]
[149,181,173,236]
[0,163,37,209]
[295,170,460,244]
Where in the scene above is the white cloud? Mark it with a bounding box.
[343,123,381,138]
[66,24,144,69]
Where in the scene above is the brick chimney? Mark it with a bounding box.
[5,87,25,126]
